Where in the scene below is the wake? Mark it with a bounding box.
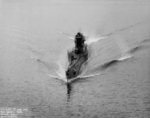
[47,23,150,84]
[15,20,149,84]
[47,33,134,84]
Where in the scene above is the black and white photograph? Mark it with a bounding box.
[0,0,150,118]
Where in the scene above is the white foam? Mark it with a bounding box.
[117,53,132,61]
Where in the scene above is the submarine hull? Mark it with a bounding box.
[66,47,88,81]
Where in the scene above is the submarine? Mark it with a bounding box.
[66,32,88,81]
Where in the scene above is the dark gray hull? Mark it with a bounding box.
[66,47,88,80]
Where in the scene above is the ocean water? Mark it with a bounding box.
[0,0,150,118]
